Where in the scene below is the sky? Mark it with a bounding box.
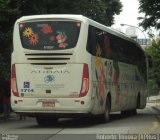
[113,0,146,38]
[114,0,140,27]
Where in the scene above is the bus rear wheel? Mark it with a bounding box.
[36,116,58,126]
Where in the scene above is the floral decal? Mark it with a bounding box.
[107,59,120,104]
[103,35,112,58]
[56,31,68,48]
[95,45,102,67]
[98,66,106,104]
[41,25,53,34]
[21,26,68,47]
[19,22,79,50]
[22,27,39,45]
[95,44,106,106]
[23,27,33,37]
[29,33,39,45]
[50,36,55,41]
[112,60,120,104]
[92,34,121,107]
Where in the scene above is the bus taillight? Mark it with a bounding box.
[79,64,89,97]
[11,64,19,97]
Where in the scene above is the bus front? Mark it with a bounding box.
[11,15,92,123]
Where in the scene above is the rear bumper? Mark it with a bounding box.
[11,96,94,117]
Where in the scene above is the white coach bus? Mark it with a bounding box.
[11,15,147,125]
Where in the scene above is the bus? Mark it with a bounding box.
[11,15,147,125]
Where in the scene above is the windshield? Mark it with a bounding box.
[19,21,81,50]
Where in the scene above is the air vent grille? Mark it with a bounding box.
[25,53,73,65]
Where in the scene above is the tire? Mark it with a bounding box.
[130,109,137,115]
[99,97,110,123]
[137,94,140,109]
[36,116,58,126]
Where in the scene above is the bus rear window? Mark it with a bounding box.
[19,21,81,50]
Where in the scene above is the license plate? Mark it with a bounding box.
[42,101,55,107]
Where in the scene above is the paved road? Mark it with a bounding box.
[0,104,160,140]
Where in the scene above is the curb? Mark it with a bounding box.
[147,100,160,103]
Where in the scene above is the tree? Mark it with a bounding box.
[145,38,160,88]
[0,0,20,81]
[18,0,122,26]
[138,0,160,30]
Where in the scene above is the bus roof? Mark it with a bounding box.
[16,14,144,52]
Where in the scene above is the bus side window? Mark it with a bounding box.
[87,25,96,56]
[102,33,112,59]
[137,48,147,81]
[96,30,105,57]
[109,34,124,62]
[119,39,135,64]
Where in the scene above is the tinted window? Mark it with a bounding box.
[19,21,81,50]
[87,26,112,59]
[87,25,145,66]
[87,26,96,55]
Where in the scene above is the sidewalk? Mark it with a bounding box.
[147,95,160,112]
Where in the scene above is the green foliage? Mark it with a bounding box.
[17,0,122,26]
[138,0,160,30]
[0,0,20,81]
[0,0,122,81]
[147,79,159,96]
[145,38,160,88]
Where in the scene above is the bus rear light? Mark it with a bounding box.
[11,64,19,97]
[79,64,89,97]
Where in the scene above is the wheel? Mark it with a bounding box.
[98,97,110,123]
[36,116,58,126]
[130,109,137,115]
[136,93,140,109]
[121,110,127,116]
